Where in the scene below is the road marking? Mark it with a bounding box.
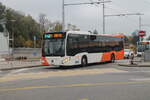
[0,68,127,83]
[130,78,150,81]
[8,68,29,75]
[131,71,150,73]
[80,98,89,100]
[0,81,150,92]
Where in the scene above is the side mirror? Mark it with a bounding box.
[90,35,96,40]
[0,24,4,32]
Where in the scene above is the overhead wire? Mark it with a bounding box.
[141,0,150,5]
[105,3,140,24]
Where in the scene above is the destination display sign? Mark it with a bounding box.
[44,32,66,39]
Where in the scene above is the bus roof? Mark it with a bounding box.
[67,31,124,37]
[44,31,91,35]
[44,31,124,38]
[99,34,125,37]
[67,31,91,35]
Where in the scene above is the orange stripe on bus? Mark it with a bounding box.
[101,50,124,62]
[101,52,113,62]
[41,57,49,66]
[115,50,124,60]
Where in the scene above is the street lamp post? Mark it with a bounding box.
[102,0,105,34]
[9,20,16,60]
[62,0,65,32]
[139,15,142,31]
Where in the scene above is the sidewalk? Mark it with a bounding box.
[0,59,42,71]
[118,57,150,67]
[118,62,150,67]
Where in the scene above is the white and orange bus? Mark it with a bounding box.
[41,31,124,66]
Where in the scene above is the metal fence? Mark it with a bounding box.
[144,50,150,62]
[0,48,41,60]
[13,48,41,59]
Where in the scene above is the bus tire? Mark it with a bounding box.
[111,54,115,63]
[81,56,87,67]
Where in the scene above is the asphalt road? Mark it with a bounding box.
[1,60,150,100]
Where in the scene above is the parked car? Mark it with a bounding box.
[124,49,134,59]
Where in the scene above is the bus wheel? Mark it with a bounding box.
[81,56,87,67]
[111,54,115,63]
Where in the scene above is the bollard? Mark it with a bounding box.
[130,53,134,65]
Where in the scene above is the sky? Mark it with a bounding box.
[0,0,150,37]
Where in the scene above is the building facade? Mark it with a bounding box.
[0,31,9,58]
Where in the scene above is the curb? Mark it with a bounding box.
[0,65,42,71]
[118,64,150,67]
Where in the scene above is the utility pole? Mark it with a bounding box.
[139,15,142,30]
[62,0,111,33]
[62,0,65,32]
[102,0,105,34]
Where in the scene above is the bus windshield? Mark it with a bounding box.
[43,39,65,57]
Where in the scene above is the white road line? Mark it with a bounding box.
[129,71,150,73]
[130,78,150,81]
[135,71,150,72]
[8,68,29,75]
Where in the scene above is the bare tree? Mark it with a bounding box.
[39,13,47,33]
[66,23,80,31]
[39,13,54,33]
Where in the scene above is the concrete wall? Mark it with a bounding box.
[13,48,41,59]
[144,50,150,62]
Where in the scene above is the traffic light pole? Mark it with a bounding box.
[139,16,142,42]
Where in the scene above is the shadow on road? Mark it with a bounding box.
[45,62,111,70]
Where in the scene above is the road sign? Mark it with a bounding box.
[139,30,146,37]
[33,36,36,41]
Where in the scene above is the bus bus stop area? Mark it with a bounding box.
[118,57,150,67]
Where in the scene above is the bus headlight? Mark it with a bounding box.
[62,57,71,64]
